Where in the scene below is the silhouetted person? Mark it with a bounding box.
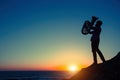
[89,20,105,65]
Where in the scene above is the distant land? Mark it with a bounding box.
[64,52,120,80]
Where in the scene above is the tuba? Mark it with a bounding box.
[81,16,98,35]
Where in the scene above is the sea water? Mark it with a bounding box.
[0,71,74,80]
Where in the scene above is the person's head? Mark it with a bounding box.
[95,20,102,27]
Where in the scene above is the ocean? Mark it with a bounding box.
[0,71,74,80]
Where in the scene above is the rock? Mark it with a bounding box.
[66,52,120,80]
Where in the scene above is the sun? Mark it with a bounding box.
[68,65,79,72]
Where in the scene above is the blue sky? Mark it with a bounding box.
[0,0,120,70]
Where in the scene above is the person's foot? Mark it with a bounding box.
[92,62,97,65]
[88,62,97,68]
[103,60,106,63]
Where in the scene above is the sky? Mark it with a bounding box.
[0,0,120,71]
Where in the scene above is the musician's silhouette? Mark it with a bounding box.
[89,20,105,65]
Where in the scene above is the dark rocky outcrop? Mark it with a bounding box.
[66,52,120,80]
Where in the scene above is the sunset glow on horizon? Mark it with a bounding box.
[67,64,80,72]
[0,0,120,71]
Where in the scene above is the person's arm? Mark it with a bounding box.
[90,26,95,30]
[89,26,96,34]
[89,31,94,34]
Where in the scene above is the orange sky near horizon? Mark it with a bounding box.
[0,64,85,71]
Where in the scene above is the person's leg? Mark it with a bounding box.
[97,49,105,62]
[96,41,105,63]
[91,41,97,64]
